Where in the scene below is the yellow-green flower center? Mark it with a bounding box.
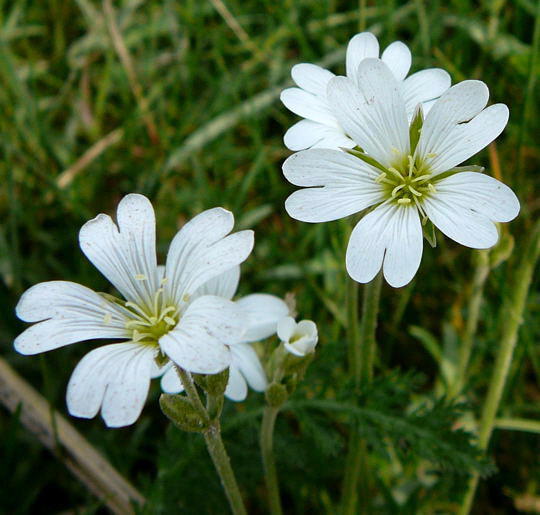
[123,286,179,345]
[376,154,435,209]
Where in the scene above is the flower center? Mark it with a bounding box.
[376,154,436,209]
[123,286,179,345]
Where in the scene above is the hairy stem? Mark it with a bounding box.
[341,274,383,515]
[260,406,282,515]
[203,421,247,515]
[178,368,247,515]
[459,221,540,514]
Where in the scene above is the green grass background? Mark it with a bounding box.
[0,0,539,513]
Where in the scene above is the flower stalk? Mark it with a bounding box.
[260,405,282,515]
[459,220,540,514]
[341,273,382,515]
[177,368,247,515]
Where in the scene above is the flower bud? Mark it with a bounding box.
[265,382,288,407]
[277,316,318,357]
[159,394,208,433]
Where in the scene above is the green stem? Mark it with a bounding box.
[260,406,283,515]
[459,221,540,514]
[450,251,490,398]
[347,278,360,379]
[203,421,247,515]
[177,368,247,515]
[341,274,383,515]
[359,273,383,386]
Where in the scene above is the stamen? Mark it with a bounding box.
[397,198,411,204]
[391,184,406,197]
[426,153,437,159]
[387,167,404,180]
[411,173,432,183]
[408,155,415,178]
[125,301,154,323]
[164,316,177,326]
[375,172,387,183]
[160,277,168,285]
[134,274,147,281]
[428,184,437,193]
[408,185,423,197]
[413,196,427,219]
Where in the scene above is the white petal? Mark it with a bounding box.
[346,32,380,84]
[297,320,318,339]
[346,203,423,288]
[282,149,384,223]
[327,61,409,167]
[417,81,507,175]
[159,296,240,374]
[381,205,423,288]
[284,120,355,151]
[280,88,339,126]
[423,172,519,249]
[79,194,159,307]
[224,364,248,401]
[66,342,154,428]
[192,266,240,301]
[381,41,411,81]
[291,63,335,97]
[230,343,267,391]
[402,68,451,118]
[160,365,184,394]
[236,294,289,342]
[164,208,253,305]
[14,281,129,355]
[277,316,296,342]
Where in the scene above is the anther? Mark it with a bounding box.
[134,274,147,281]
[397,198,412,204]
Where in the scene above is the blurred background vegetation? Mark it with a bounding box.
[0,0,539,513]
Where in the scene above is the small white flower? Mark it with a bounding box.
[283,59,520,288]
[14,194,254,427]
[160,267,290,402]
[281,32,451,151]
[277,317,318,357]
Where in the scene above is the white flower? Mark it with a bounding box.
[160,267,290,401]
[14,194,254,427]
[277,317,318,357]
[283,59,520,288]
[281,32,451,151]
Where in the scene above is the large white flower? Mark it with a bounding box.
[14,194,254,427]
[281,31,451,151]
[160,267,289,402]
[283,59,520,288]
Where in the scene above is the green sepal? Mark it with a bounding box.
[433,165,485,182]
[409,104,424,154]
[422,219,437,248]
[154,350,169,369]
[159,394,209,433]
[344,148,388,173]
[265,382,288,408]
[204,368,230,397]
